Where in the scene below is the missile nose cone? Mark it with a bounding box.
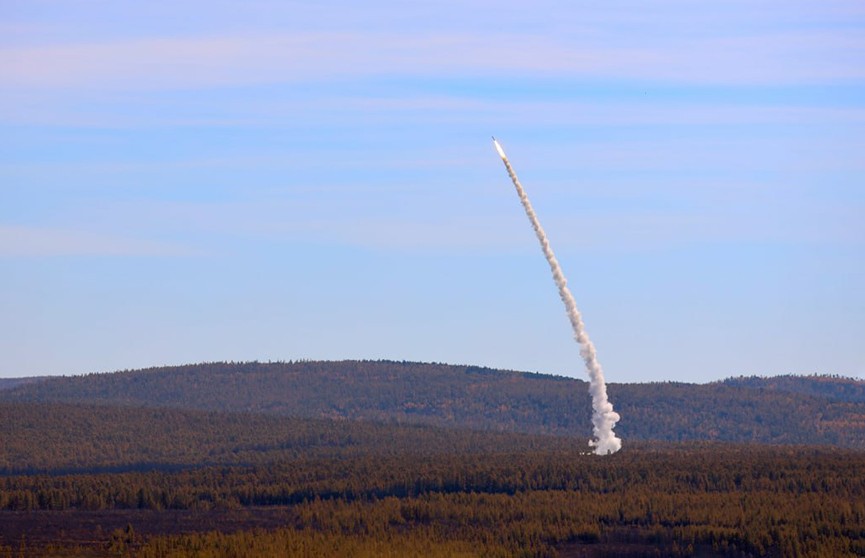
[492,137,506,159]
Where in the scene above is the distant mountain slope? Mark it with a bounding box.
[0,361,585,430]
[0,377,48,391]
[722,374,865,403]
[3,360,864,449]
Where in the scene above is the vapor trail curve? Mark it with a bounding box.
[493,138,622,455]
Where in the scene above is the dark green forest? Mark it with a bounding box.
[0,402,565,474]
[2,361,864,556]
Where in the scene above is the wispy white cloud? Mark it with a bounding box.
[5,88,865,130]
[2,29,863,93]
[0,225,191,257]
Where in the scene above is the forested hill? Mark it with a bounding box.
[722,374,865,403]
[2,360,864,448]
[0,377,48,391]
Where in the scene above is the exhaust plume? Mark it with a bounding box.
[492,137,622,455]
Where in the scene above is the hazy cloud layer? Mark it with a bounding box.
[3,29,864,92]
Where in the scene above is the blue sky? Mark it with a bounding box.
[1,0,863,382]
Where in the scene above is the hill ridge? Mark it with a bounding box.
[2,360,863,449]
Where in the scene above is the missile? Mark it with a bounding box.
[490,135,622,454]
[492,136,507,159]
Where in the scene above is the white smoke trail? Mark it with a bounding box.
[493,138,622,455]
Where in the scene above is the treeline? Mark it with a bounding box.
[5,446,865,512]
[133,488,865,558]
[3,446,864,557]
[3,360,864,448]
